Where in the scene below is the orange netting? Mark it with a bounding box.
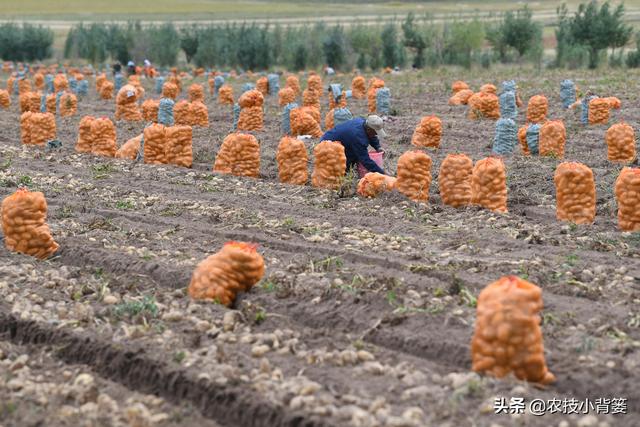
[471,157,507,212]
[276,136,309,185]
[615,167,640,231]
[554,162,596,224]
[213,133,261,178]
[395,150,432,202]
[311,140,346,190]
[438,153,473,208]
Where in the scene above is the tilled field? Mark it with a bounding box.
[0,68,639,427]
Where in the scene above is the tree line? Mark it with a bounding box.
[1,1,638,70]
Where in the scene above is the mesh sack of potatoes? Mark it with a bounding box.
[213,133,261,178]
[166,125,193,168]
[471,157,507,213]
[276,136,309,185]
[143,123,168,164]
[526,95,548,124]
[311,140,347,190]
[438,153,473,208]
[91,118,117,157]
[115,134,143,160]
[605,122,636,163]
[553,162,596,225]
[395,150,432,203]
[356,172,396,198]
[142,99,160,123]
[614,167,640,231]
[59,92,77,117]
[539,120,566,158]
[1,188,59,259]
[75,116,95,153]
[411,116,442,148]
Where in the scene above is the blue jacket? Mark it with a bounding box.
[321,117,384,174]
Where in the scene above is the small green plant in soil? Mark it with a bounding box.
[114,296,159,319]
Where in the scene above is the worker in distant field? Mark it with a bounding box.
[320,115,386,175]
[127,60,136,76]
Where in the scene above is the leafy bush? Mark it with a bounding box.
[0,23,53,61]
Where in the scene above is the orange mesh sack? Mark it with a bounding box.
[188,83,205,102]
[188,241,265,306]
[311,140,346,190]
[166,125,193,168]
[367,78,385,113]
[290,108,322,138]
[237,89,264,131]
[357,173,397,198]
[301,106,320,125]
[91,118,117,157]
[471,276,555,385]
[467,92,500,120]
[1,188,59,259]
[218,84,234,105]
[539,120,566,158]
[526,95,548,124]
[59,93,77,117]
[351,76,365,98]
[45,94,56,114]
[0,90,10,108]
[615,167,640,231]
[162,82,179,100]
[18,79,32,95]
[411,116,442,148]
[19,92,40,113]
[302,89,320,110]
[448,89,474,106]
[191,101,209,127]
[276,136,308,185]
[20,112,33,145]
[480,84,497,95]
[96,73,106,92]
[256,77,268,96]
[115,134,142,160]
[328,91,347,110]
[33,72,44,90]
[99,81,114,100]
[143,123,168,165]
[604,97,621,110]
[324,109,335,130]
[517,125,529,155]
[396,150,432,203]
[115,84,142,121]
[142,99,160,122]
[75,116,95,153]
[286,75,300,96]
[588,98,610,125]
[307,74,322,95]
[438,153,473,208]
[452,80,470,94]
[53,74,68,92]
[213,133,261,178]
[168,74,182,92]
[174,100,192,126]
[278,87,295,107]
[26,113,56,146]
[554,162,596,225]
[471,157,507,213]
[606,123,636,163]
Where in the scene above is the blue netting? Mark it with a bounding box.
[40,95,46,113]
[329,83,342,100]
[581,95,597,124]
[77,80,89,96]
[136,132,145,161]
[232,103,241,130]
[333,108,353,127]
[158,98,175,126]
[214,75,224,95]
[376,88,391,115]
[525,123,541,155]
[45,74,54,94]
[242,83,255,94]
[114,73,124,91]
[69,77,77,93]
[499,90,517,120]
[55,91,64,111]
[560,79,576,109]
[501,80,516,93]
[268,74,280,95]
[492,118,517,155]
[155,76,165,94]
[345,90,352,99]
[281,102,298,135]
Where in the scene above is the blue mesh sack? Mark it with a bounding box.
[135,132,145,161]
[376,88,391,115]
[114,73,124,91]
[581,95,597,124]
[560,80,576,109]
[77,79,89,96]
[268,73,280,95]
[525,123,541,155]
[45,74,54,94]
[345,90,352,99]
[69,77,78,93]
[499,90,517,120]
[333,108,353,127]
[329,83,342,100]
[40,95,46,113]
[155,76,165,94]
[214,75,225,95]
[55,91,64,111]
[501,80,516,93]
[281,102,298,135]
[242,83,255,94]
[158,98,175,126]
[492,118,517,155]
[232,103,241,130]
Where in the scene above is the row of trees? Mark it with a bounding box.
[0,23,54,62]
[1,1,636,71]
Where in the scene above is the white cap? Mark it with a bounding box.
[366,115,387,138]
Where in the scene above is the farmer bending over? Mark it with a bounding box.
[321,115,386,175]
